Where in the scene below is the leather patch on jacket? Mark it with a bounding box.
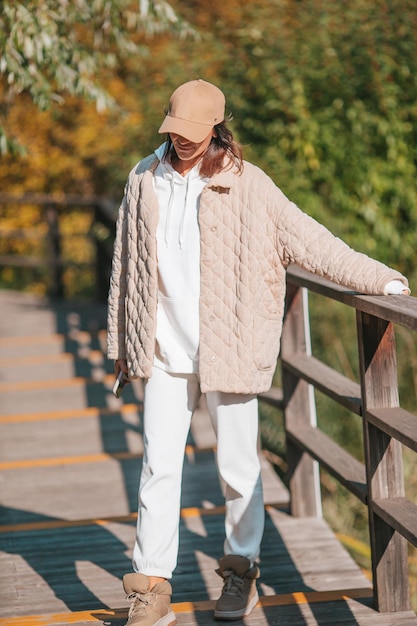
[209,185,230,194]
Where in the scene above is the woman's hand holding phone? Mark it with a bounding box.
[112,360,129,398]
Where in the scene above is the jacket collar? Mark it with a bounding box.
[147,153,241,190]
[208,166,238,191]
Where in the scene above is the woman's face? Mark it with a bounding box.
[170,129,215,163]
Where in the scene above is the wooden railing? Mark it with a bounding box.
[0,193,117,300]
[261,264,417,613]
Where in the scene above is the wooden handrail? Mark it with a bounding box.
[259,265,417,613]
[288,264,417,330]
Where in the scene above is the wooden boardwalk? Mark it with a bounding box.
[1,290,416,626]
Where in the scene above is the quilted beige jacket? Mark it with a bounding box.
[107,154,407,394]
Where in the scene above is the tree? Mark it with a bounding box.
[213,0,417,275]
[0,0,193,154]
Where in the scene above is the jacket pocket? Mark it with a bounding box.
[253,314,281,371]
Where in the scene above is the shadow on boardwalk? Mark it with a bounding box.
[2,290,410,625]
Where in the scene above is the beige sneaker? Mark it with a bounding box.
[123,573,176,626]
[214,555,260,620]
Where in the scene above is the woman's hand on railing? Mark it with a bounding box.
[384,280,411,295]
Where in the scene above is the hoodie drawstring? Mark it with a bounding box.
[178,177,191,249]
[164,176,175,247]
[164,171,192,249]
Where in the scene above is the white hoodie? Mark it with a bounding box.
[152,144,208,373]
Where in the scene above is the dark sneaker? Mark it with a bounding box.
[214,555,260,620]
[123,573,176,626]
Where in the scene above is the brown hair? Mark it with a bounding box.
[162,120,243,177]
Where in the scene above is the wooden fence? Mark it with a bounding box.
[261,264,417,613]
[0,193,116,300]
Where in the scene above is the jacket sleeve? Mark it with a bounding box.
[272,186,408,294]
[107,182,129,360]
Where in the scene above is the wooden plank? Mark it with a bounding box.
[258,386,284,410]
[0,334,65,359]
[0,450,286,526]
[286,424,367,503]
[287,264,417,331]
[0,408,143,461]
[283,353,362,415]
[0,508,375,621]
[0,354,80,383]
[0,589,379,626]
[357,311,410,612]
[366,406,417,453]
[0,254,49,267]
[260,454,289,507]
[281,283,321,517]
[373,497,417,549]
[2,600,417,626]
[263,508,371,592]
[0,375,142,416]
[0,403,140,425]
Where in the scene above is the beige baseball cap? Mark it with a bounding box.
[158,79,225,143]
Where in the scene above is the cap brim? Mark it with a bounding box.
[158,115,214,143]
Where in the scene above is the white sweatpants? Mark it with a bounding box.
[132,366,265,579]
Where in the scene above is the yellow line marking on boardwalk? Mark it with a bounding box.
[0,513,139,534]
[0,450,139,471]
[0,443,214,470]
[180,505,225,518]
[0,403,140,424]
[172,600,213,612]
[0,501,300,534]
[258,587,373,607]
[0,349,106,368]
[0,503,227,534]
[0,609,126,625]
[292,591,308,604]
[0,588,374,625]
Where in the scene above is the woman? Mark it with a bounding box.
[107,79,409,626]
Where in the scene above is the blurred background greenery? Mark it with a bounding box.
[1,0,416,608]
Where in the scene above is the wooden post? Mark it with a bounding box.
[282,283,322,517]
[45,205,64,298]
[94,202,116,302]
[356,311,410,611]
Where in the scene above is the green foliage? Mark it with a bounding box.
[5,0,416,278]
[0,0,194,154]
[215,0,417,279]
